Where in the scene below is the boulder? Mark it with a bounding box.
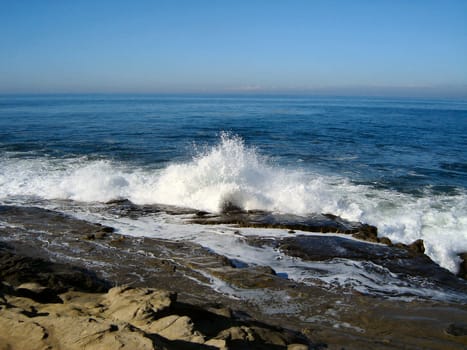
[457,252,467,280]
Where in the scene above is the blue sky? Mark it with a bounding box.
[1,0,466,97]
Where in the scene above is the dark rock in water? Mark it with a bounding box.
[97,225,114,234]
[250,235,467,292]
[82,231,108,240]
[458,252,467,280]
[220,201,245,214]
[378,236,392,246]
[407,239,425,255]
[105,198,135,206]
[190,210,378,237]
[1,205,467,349]
[352,227,378,242]
[105,200,199,217]
[208,265,286,290]
[0,242,109,293]
[81,200,384,244]
[445,323,467,336]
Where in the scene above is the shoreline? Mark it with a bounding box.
[1,204,467,349]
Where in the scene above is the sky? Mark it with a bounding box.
[1,0,466,98]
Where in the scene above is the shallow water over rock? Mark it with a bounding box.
[1,204,467,349]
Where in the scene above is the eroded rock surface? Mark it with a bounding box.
[0,282,308,350]
[1,204,467,349]
[246,235,467,293]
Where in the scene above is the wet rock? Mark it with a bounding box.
[82,230,109,240]
[251,235,467,292]
[190,210,377,237]
[0,243,109,293]
[392,239,426,256]
[82,233,96,240]
[457,252,467,280]
[2,204,467,349]
[105,198,136,206]
[352,226,378,242]
[153,259,177,272]
[110,236,126,245]
[221,201,245,214]
[378,236,392,246]
[407,239,425,255]
[0,205,108,238]
[105,200,199,217]
[445,323,467,336]
[208,265,286,290]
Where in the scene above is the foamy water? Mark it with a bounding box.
[1,134,466,274]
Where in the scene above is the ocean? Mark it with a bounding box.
[1,94,466,300]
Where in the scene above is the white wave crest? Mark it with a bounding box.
[0,134,466,274]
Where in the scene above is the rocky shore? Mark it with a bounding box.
[0,257,307,350]
[1,203,467,349]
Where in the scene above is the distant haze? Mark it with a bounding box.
[1,0,466,98]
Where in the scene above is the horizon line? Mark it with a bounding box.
[1,91,466,102]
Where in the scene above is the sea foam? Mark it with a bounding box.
[0,134,466,273]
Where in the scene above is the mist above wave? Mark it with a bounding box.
[0,133,466,274]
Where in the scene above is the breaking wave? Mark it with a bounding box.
[0,133,466,273]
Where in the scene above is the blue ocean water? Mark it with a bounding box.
[0,94,466,274]
[1,95,466,192]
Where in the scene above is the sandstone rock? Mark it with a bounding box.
[51,317,154,350]
[215,325,300,349]
[288,344,309,350]
[0,309,50,350]
[217,326,256,341]
[15,282,62,304]
[1,280,312,350]
[3,204,467,350]
[205,338,228,349]
[104,285,176,323]
[148,314,205,343]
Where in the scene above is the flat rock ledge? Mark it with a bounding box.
[1,205,467,349]
[0,282,309,350]
[103,200,467,277]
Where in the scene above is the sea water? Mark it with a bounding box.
[0,94,466,290]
